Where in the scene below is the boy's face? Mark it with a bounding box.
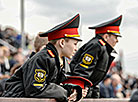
[62,39,78,59]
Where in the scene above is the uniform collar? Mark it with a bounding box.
[46,43,62,71]
[46,43,59,57]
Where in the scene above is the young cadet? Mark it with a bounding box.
[2,14,85,102]
[70,15,123,98]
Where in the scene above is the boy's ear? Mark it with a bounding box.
[59,39,65,48]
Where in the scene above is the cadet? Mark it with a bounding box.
[70,15,123,98]
[3,14,84,102]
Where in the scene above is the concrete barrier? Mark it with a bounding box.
[0,97,130,102]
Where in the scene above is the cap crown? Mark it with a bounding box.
[39,14,82,41]
[89,15,122,37]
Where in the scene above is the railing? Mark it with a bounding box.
[0,97,130,102]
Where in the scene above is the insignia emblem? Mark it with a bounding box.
[33,83,44,87]
[82,54,94,65]
[48,50,55,57]
[99,39,106,46]
[34,69,46,82]
[80,64,88,69]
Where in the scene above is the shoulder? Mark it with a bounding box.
[86,38,106,52]
[28,48,54,63]
[35,48,56,59]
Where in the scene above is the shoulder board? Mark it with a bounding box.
[99,39,106,46]
[47,50,55,57]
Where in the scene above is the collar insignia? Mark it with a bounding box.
[48,50,55,57]
[99,39,106,46]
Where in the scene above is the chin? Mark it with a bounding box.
[113,45,115,47]
[69,56,72,59]
[66,56,71,59]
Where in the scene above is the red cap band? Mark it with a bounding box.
[48,28,78,41]
[96,26,119,34]
[63,78,85,89]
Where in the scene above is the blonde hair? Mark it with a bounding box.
[34,35,48,52]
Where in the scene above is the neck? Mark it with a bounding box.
[53,43,64,68]
[59,56,63,68]
[54,44,62,57]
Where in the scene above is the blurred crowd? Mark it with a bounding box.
[0,25,138,100]
[99,61,138,99]
[0,25,32,96]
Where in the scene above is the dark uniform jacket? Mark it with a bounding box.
[3,43,69,101]
[70,35,115,97]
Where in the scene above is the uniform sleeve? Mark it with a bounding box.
[70,43,101,79]
[70,42,109,86]
[23,55,68,101]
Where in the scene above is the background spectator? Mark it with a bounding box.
[108,73,124,98]
[100,74,112,98]
[130,78,138,102]
[33,33,48,52]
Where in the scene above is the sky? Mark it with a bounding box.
[0,0,138,75]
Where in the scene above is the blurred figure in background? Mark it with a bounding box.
[0,47,26,96]
[130,78,138,102]
[0,47,5,77]
[0,46,11,75]
[29,33,49,58]
[0,47,11,79]
[13,52,25,65]
[99,74,112,98]
[2,27,21,48]
[0,26,31,50]
[108,73,124,98]
[27,33,48,58]
[0,25,4,40]
[123,74,137,98]
[34,33,48,52]
[0,47,10,96]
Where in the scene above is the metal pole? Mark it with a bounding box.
[21,0,26,50]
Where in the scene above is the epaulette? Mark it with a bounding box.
[99,39,106,46]
[47,50,55,57]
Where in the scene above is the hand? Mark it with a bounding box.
[63,83,82,101]
[68,89,77,102]
[77,87,89,102]
[82,87,89,97]
[68,87,89,102]
[0,74,10,80]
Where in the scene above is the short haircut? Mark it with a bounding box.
[49,38,70,45]
[34,35,48,52]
